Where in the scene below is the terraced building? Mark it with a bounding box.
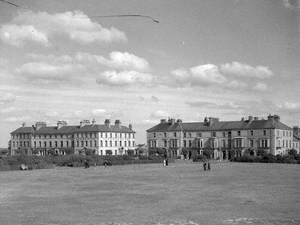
[146,115,294,159]
[10,119,135,156]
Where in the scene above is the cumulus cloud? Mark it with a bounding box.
[171,65,227,86]
[220,61,273,79]
[92,109,106,116]
[0,93,16,104]
[253,82,268,91]
[190,64,227,85]
[16,62,83,82]
[170,61,273,91]
[0,24,49,47]
[96,70,154,86]
[0,10,126,46]
[150,110,170,119]
[76,51,149,71]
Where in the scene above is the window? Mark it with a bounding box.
[250,140,254,147]
[61,141,63,147]
[153,133,156,138]
[133,134,135,138]
[237,131,241,136]
[164,132,167,138]
[115,133,117,138]
[100,132,103,138]
[110,141,112,147]
[197,132,202,137]
[164,140,167,147]
[189,133,192,138]
[34,141,36,147]
[44,141,47,147]
[120,141,122,146]
[263,130,266,136]
[105,141,107,147]
[128,141,131,147]
[115,141,117,147]
[110,133,112,138]
[66,141,69,147]
[189,140,192,148]
[50,141,52,147]
[77,141,79,147]
[174,132,177,137]
[115,150,117,155]
[133,141,135,146]
[120,133,122,138]
[223,132,226,137]
[125,141,127,147]
[183,132,186,138]
[100,150,103,155]
[94,140,97,147]
[90,140,92,147]
[251,130,254,136]
[212,131,216,137]
[86,141,88,146]
[183,140,186,148]
[100,140,103,147]
[81,141,84,147]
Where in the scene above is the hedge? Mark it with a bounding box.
[0,154,168,171]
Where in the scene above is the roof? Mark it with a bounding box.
[11,124,135,135]
[147,119,292,133]
[293,135,300,142]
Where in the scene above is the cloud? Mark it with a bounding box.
[150,110,170,119]
[96,70,154,86]
[4,116,31,122]
[282,0,298,9]
[220,61,273,79]
[76,51,149,71]
[92,109,106,116]
[151,95,159,102]
[186,101,240,110]
[190,64,227,85]
[278,102,300,110]
[170,62,273,91]
[16,62,83,82]
[0,93,16,104]
[253,82,268,91]
[0,24,49,47]
[0,106,16,113]
[0,10,126,46]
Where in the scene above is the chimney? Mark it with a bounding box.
[104,119,110,127]
[160,119,166,124]
[170,118,175,125]
[115,120,121,128]
[57,120,67,129]
[35,122,46,130]
[92,118,96,125]
[293,126,299,137]
[177,119,182,123]
[22,122,26,127]
[254,117,259,120]
[248,116,253,122]
[274,115,280,122]
[129,124,132,130]
[241,117,244,121]
[80,120,90,127]
[204,117,209,126]
[208,117,219,126]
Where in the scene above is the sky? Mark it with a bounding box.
[0,0,299,147]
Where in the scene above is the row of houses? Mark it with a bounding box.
[146,114,300,159]
[8,114,300,159]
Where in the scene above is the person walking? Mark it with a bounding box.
[207,161,211,171]
[203,161,207,171]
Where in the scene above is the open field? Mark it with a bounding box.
[0,161,299,225]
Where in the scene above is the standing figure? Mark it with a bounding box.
[203,162,207,171]
[207,162,211,171]
[165,158,168,166]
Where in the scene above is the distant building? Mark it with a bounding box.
[146,115,294,159]
[10,119,135,156]
[293,126,300,153]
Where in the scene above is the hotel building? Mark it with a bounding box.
[10,119,135,156]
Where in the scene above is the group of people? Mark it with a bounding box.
[203,161,211,171]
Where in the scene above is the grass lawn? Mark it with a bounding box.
[0,161,299,225]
